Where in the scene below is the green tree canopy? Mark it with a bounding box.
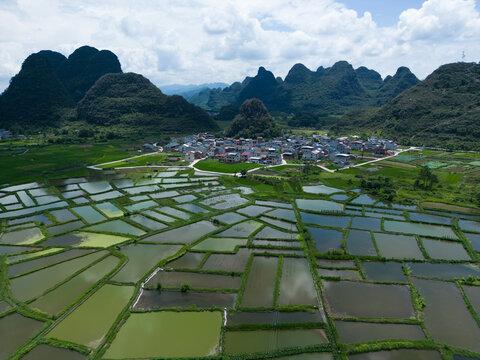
[226,98,281,138]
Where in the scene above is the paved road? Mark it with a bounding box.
[88,147,419,175]
[87,152,164,170]
[315,147,418,173]
[340,147,417,170]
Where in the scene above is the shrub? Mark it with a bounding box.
[180,282,191,293]
[78,129,94,138]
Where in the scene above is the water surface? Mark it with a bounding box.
[224,329,328,355]
[103,312,222,358]
[348,350,441,360]
[20,344,86,360]
[278,258,317,306]
[242,256,278,307]
[412,278,480,353]
[30,256,119,314]
[374,233,424,259]
[324,281,414,318]
[421,238,471,260]
[0,313,44,359]
[47,285,134,348]
[142,221,217,244]
[296,199,344,213]
[335,321,425,343]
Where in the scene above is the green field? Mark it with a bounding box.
[98,152,185,169]
[194,159,265,173]
[0,142,136,186]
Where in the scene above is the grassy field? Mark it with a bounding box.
[421,201,480,213]
[194,159,265,173]
[341,149,480,209]
[98,152,185,168]
[0,142,136,186]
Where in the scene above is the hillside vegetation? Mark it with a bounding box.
[226,98,281,138]
[190,61,419,115]
[0,46,218,135]
[334,62,480,150]
[78,73,219,132]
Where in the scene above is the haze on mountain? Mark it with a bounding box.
[189,61,419,115]
[0,46,218,133]
[159,83,228,100]
[334,62,480,150]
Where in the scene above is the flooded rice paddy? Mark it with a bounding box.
[1,171,479,359]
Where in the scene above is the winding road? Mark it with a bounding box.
[88,147,418,176]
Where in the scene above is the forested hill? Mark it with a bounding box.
[0,46,218,134]
[0,45,122,130]
[226,98,281,138]
[189,61,419,114]
[334,62,480,150]
[77,73,219,132]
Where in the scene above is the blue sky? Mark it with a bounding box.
[0,0,480,90]
[340,0,426,26]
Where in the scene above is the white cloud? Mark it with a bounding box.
[1,0,480,92]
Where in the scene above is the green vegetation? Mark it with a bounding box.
[190,62,418,117]
[194,159,264,173]
[0,142,479,360]
[335,62,480,150]
[0,46,218,136]
[0,46,121,131]
[0,142,135,186]
[287,111,339,129]
[78,73,219,133]
[98,152,184,169]
[226,98,281,138]
[180,282,191,293]
[415,166,438,190]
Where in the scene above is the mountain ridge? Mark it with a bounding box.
[0,46,218,134]
[334,62,480,150]
[189,61,419,115]
[78,72,219,132]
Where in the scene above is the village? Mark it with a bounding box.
[150,133,400,168]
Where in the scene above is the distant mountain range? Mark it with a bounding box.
[189,62,419,115]
[334,62,480,150]
[0,46,218,133]
[159,83,228,100]
[1,45,478,148]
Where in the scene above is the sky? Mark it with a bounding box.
[1,0,480,92]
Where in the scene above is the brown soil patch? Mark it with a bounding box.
[422,201,480,214]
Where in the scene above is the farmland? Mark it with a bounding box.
[0,150,479,360]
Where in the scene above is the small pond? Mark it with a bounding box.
[296,199,344,213]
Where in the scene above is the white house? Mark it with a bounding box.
[333,153,351,167]
[184,151,195,162]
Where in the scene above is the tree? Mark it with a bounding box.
[78,128,94,138]
[215,104,240,122]
[240,169,248,178]
[180,282,191,293]
[288,111,318,128]
[476,192,480,205]
[226,98,281,138]
[417,166,438,189]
